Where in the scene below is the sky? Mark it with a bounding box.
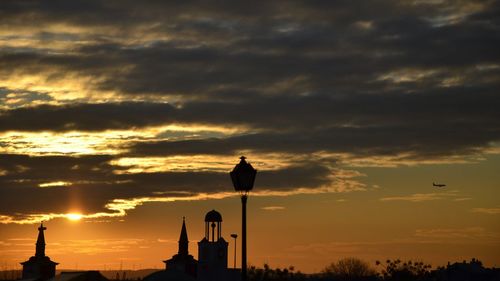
[0,0,500,273]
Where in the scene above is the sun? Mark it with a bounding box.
[66,213,83,221]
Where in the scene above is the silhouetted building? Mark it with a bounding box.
[164,217,198,278]
[197,210,229,281]
[20,222,58,281]
[47,271,108,281]
[144,210,239,281]
[434,259,500,281]
[143,270,195,281]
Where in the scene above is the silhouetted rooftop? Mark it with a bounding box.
[47,271,108,281]
[143,269,196,281]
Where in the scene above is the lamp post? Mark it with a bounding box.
[231,233,238,268]
[230,156,256,281]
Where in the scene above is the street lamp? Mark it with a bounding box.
[230,156,256,281]
[230,233,238,268]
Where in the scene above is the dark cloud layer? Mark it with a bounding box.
[0,154,331,217]
[0,0,499,221]
[2,90,499,158]
[0,102,176,131]
[1,1,499,98]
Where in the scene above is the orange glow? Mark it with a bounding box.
[66,213,83,221]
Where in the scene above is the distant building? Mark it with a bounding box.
[142,270,195,281]
[47,271,108,281]
[144,210,240,281]
[20,223,58,281]
[434,259,500,281]
[164,217,198,278]
[197,210,229,281]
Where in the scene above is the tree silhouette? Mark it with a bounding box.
[376,259,432,281]
[248,264,306,281]
[322,258,377,280]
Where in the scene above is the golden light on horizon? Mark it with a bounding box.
[39,181,73,188]
[66,213,83,221]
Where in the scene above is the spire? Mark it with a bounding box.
[178,217,189,256]
[35,222,46,257]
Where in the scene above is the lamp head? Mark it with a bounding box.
[230,156,257,193]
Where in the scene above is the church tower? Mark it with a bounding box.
[197,210,229,281]
[21,222,58,281]
[178,217,189,256]
[164,217,198,278]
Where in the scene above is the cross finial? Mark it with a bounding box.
[36,221,47,257]
[39,221,46,231]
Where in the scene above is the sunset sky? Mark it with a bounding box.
[1,0,499,273]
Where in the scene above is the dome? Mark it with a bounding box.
[204,209,222,222]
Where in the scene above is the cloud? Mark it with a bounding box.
[287,227,500,258]
[38,181,73,188]
[2,92,499,161]
[380,191,460,202]
[45,238,145,256]
[0,153,366,223]
[0,102,176,132]
[471,207,500,214]
[414,227,498,240]
[261,206,285,211]
[0,0,499,224]
[453,197,472,202]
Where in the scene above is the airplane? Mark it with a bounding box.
[433,182,446,187]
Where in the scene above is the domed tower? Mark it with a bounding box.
[197,210,229,281]
[204,210,223,242]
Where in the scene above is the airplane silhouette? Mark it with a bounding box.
[433,182,446,187]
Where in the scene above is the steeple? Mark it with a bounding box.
[21,222,58,281]
[164,217,198,277]
[36,222,46,257]
[178,217,189,256]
